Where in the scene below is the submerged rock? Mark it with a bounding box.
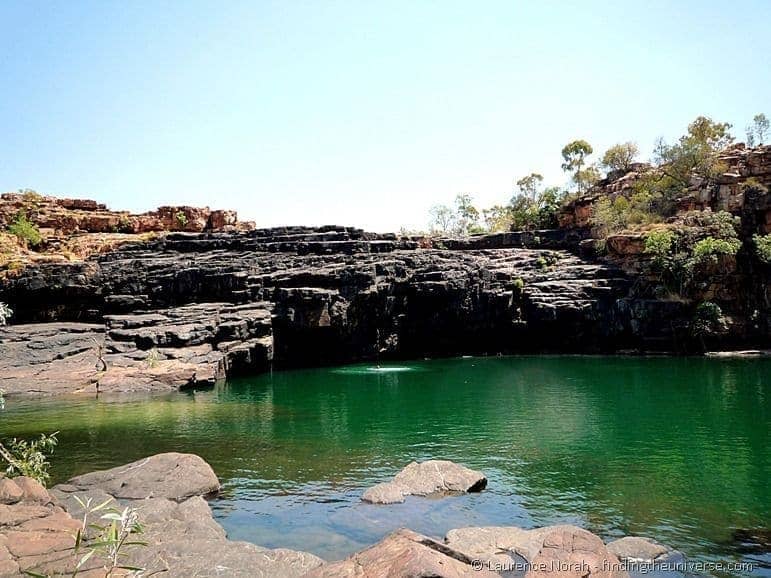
[361,460,487,504]
[605,536,677,563]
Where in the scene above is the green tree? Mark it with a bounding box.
[655,116,734,187]
[454,193,480,234]
[601,142,639,173]
[746,113,769,146]
[482,205,513,232]
[429,204,455,234]
[561,140,598,192]
[515,173,544,201]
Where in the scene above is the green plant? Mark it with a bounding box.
[7,211,42,248]
[69,495,147,577]
[691,301,728,343]
[174,211,188,228]
[644,230,677,271]
[0,388,5,410]
[0,432,58,485]
[691,236,741,264]
[753,233,771,264]
[512,277,525,292]
[600,142,639,173]
[0,301,12,325]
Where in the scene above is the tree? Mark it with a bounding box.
[515,173,543,201]
[601,142,639,173]
[429,204,455,234]
[428,194,481,236]
[482,205,513,232]
[746,113,769,146]
[454,193,480,234]
[561,140,597,192]
[654,116,734,188]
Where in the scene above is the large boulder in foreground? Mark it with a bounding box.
[446,525,630,578]
[54,452,220,500]
[362,460,487,504]
[10,452,325,578]
[304,528,498,577]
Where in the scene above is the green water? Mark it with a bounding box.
[1,356,769,575]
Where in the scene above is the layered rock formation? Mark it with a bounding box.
[1,224,636,394]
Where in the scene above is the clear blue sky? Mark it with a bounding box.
[1,1,769,232]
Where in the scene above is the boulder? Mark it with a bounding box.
[361,460,487,504]
[304,528,498,577]
[446,525,629,578]
[59,452,220,500]
[0,479,23,505]
[605,536,675,563]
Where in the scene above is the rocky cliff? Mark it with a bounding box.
[2,158,770,395]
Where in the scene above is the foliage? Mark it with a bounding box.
[691,301,728,340]
[654,116,733,188]
[691,236,741,264]
[7,211,42,248]
[117,215,133,233]
[746,113,769,146]
[601,142,639,173]
[644,230,676,266]
[752,233,771,264]
[0,302,12,326]
[19,189,44,205]
[0,432,58,486]
[515,173,543,201]
[561,140,599,192]
[56,495,148,577]
[429,194,481,236]
[174,211,188,227]
[482,205,513,232]
[592,191,658,236]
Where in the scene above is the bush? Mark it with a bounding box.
[7,211,42,248]
[691,301,728,340]
[175,211,189,228]
[753,233,771,264]
[691,237,741,264]
[644,230,676,264]
[0,432,58,486]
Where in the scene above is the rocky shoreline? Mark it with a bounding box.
[0,453,681,577]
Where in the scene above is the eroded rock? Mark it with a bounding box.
[304,528,498,577]
[362,460,487,504]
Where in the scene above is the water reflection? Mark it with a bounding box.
[1,356,768,575]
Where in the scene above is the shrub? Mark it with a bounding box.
[644,230,676,265]
[691,236,741,264]
[691,301,728,340]
[0,432,58,486]
[7,211,42,248]
[174,211,189,228]
[753,233,771,264]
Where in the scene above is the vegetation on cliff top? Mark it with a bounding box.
[426,112,767,240]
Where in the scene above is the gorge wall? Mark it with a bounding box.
[2,143,770,396]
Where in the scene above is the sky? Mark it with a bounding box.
[1,1,769,232]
